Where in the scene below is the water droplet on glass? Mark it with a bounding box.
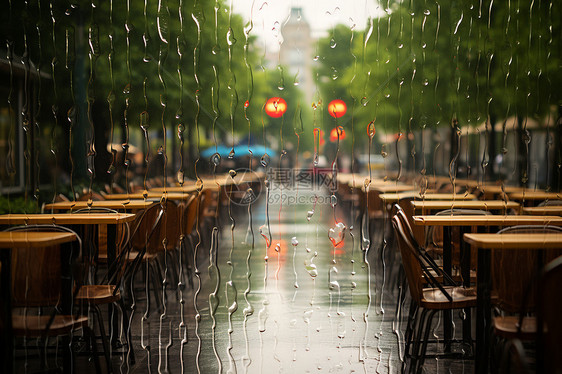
[229,169,237,178]
[228,148,235,159]
[226,27,236,46]
[177,170,184,184]
[305,262,318,278]
[330,38,337,48]
[244,100,249,108]
[367,121,376,139]
[306,210,314,221]
[361,96,368,106]
[329,222,346,247]
[211,152,221,166]
[195,178,203,192]
[291,237,299,246]
[260,153,270,167]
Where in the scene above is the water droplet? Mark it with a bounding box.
[244,100,249,108]
[226,27,236,46]
[361,96,368,106]
[212,44,221,55]
[291,237,299,246]
[306,210,314,221]
[140,111,150,130]
[367,121,376,139]
[211,152,221,166]
[229,169,237,178]
[330,194,337,208]
[195,178,203,192]
[176,170,184,184]
[424,9,431,15]
[330,38,337,48]
[329,280,340,291]
[274,243,281,253]
[305,263,318,278]
[260,153,270,167]
[313,55,319,61]
[259,225,271,247]
[122,83,131,95]
[228,148,235,159]
[329,222,346,247]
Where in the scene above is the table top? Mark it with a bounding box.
[381,192,476,203]
[44,200,158,211]
[463,233,562,249]
[521,206,562,216]
[151,183,220,193]
[472,185,526,194]
[508,191,562,201]
[0,213,136,225]
[413,215,562,226]
[104,192,196,201]
[0,232,78,248]
[367,184,418,193]
[411,200,520,212]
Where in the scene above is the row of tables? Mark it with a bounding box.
[337,173,562,373]
[0,173,257,373]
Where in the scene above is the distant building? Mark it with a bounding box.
[279,7,315,105]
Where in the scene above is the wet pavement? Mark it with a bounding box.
[15,188,475,373]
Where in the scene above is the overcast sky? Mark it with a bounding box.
[232,0,385,52]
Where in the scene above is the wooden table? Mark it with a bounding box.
[0,213,136,348]
[0,231,78,374]
[463,233,562,373]
[522,206,562,216]
[508,191,562,204]
[380,192,476,204]
[411,200,520,215]
[103,192,196,201]
[413,214,562,356]
[44,200,158,212]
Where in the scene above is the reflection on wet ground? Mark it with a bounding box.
[16,189,474,373]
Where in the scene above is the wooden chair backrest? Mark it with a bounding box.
[392,214,424,304]
[184,194,199,237]
[538,255,562,374]
[148,200,182,254]
[493,225,562,313]
[11,244,61,307]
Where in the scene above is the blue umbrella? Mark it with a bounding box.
[201,144,276,159]
[200,144,232,158]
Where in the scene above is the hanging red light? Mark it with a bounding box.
[330,126,346,142]
[328,99,347,118]
[264,97,287,118]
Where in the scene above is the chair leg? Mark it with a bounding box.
[404,299,418,359]
[117,298,136,365]
[84,326,102,374]
[149,261,163,314]
[415,309,438,374]
[93,304,113,373]
[410,308,430,374]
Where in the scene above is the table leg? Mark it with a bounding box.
[60,241,74,374]
[107,224,119,347]
[459,226,472,348]
[475,247,491,373]
[443,226,452,352]
[0,250,13,374]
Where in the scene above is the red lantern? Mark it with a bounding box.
[264,97,287,118]
[330,126,346,142]
[328,99,347,118]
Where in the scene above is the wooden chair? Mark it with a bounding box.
[392,210,477,374]
[5,225,102,373]
[537,255,562,374]
[491,225,562,342]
